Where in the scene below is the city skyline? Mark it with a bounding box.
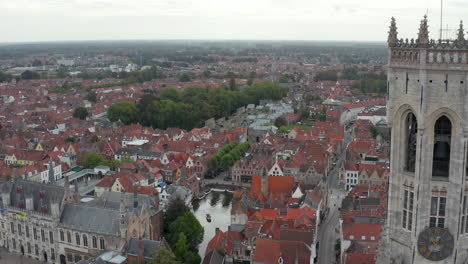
[1,0,468,43]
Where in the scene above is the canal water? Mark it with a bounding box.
[192,191,233,258]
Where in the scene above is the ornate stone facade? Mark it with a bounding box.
[385,16,468,264]
[0,178,162,263]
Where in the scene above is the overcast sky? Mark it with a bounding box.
[1,0,467,43]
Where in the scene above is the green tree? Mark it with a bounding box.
[86,91,98,102]
[161,87,181,102]
[150,248,180,264]
[300,105,310,119]
[64,137,76,144]
[182,251,201,264]
[229,78,236,90]
[164,197,190,232]
[89,135,100,143]
[56,66,69,78]
[174,233,189,261]
[107,101,138,125]
[106,159,122,170]
[21,70,40,80]
[73,107,89,120]
[83,152,106,168]
[202,70,212,78]
[274,116,287,128]
[220,154,234,170]
[314,70,338,82]
[371,126,379,139]
[0,71,13,82]
[179,73,192,82]
[342,66,359,80]
[168,211,204,250]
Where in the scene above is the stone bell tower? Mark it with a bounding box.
[385,16,468,264]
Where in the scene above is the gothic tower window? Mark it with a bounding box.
[432,116,452,178]
[430,195,446,228]
[404,113,418,172]
[402,185,414,231]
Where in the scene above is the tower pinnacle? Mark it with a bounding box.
[456,20,465,45]
[417,15,430,47]
[388,17,398,47]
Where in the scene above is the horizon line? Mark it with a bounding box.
[0,39,387,45]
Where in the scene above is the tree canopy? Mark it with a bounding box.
[108,81,287,130]
[0,71,13,82]
[83,152,106,168]
[314,70,338,82]
[149,248,180,264]
[21,70,40,80]
[168,211,204,250]
[107,101,139,125]
[274,116,287,128]
[86,91,98,102]
[73,107,89,120]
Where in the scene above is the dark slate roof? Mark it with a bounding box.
[229,224,245,233]
[90,191,159,215]
[280,230,314,244]
[60,203,120,235]
[202,249,225,264]
[1,179,64,215]
[127,237,165,259]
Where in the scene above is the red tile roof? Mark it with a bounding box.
[343,223,382,241]
[346,253,376,264]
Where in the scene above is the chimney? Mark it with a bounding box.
[138,237,144,262]
[215,228,221,234]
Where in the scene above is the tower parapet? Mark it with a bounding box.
[388,17,468,67]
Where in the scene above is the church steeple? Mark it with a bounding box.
[388,17,398,47]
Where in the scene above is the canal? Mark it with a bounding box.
[192,191,233,258]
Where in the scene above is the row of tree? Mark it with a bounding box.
[107,81,287,130]
[209,141,251,171]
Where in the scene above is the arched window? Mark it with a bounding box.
[432,116,452,177]
[92,236,97,248]
[60,230,64,241]
[75,233,80,246]
[83,235,88,247]
[100,238,105,250]
[404,113,418,172]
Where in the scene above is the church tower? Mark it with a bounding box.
[386,16,468,263]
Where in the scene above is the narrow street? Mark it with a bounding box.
[317,128,352,263]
